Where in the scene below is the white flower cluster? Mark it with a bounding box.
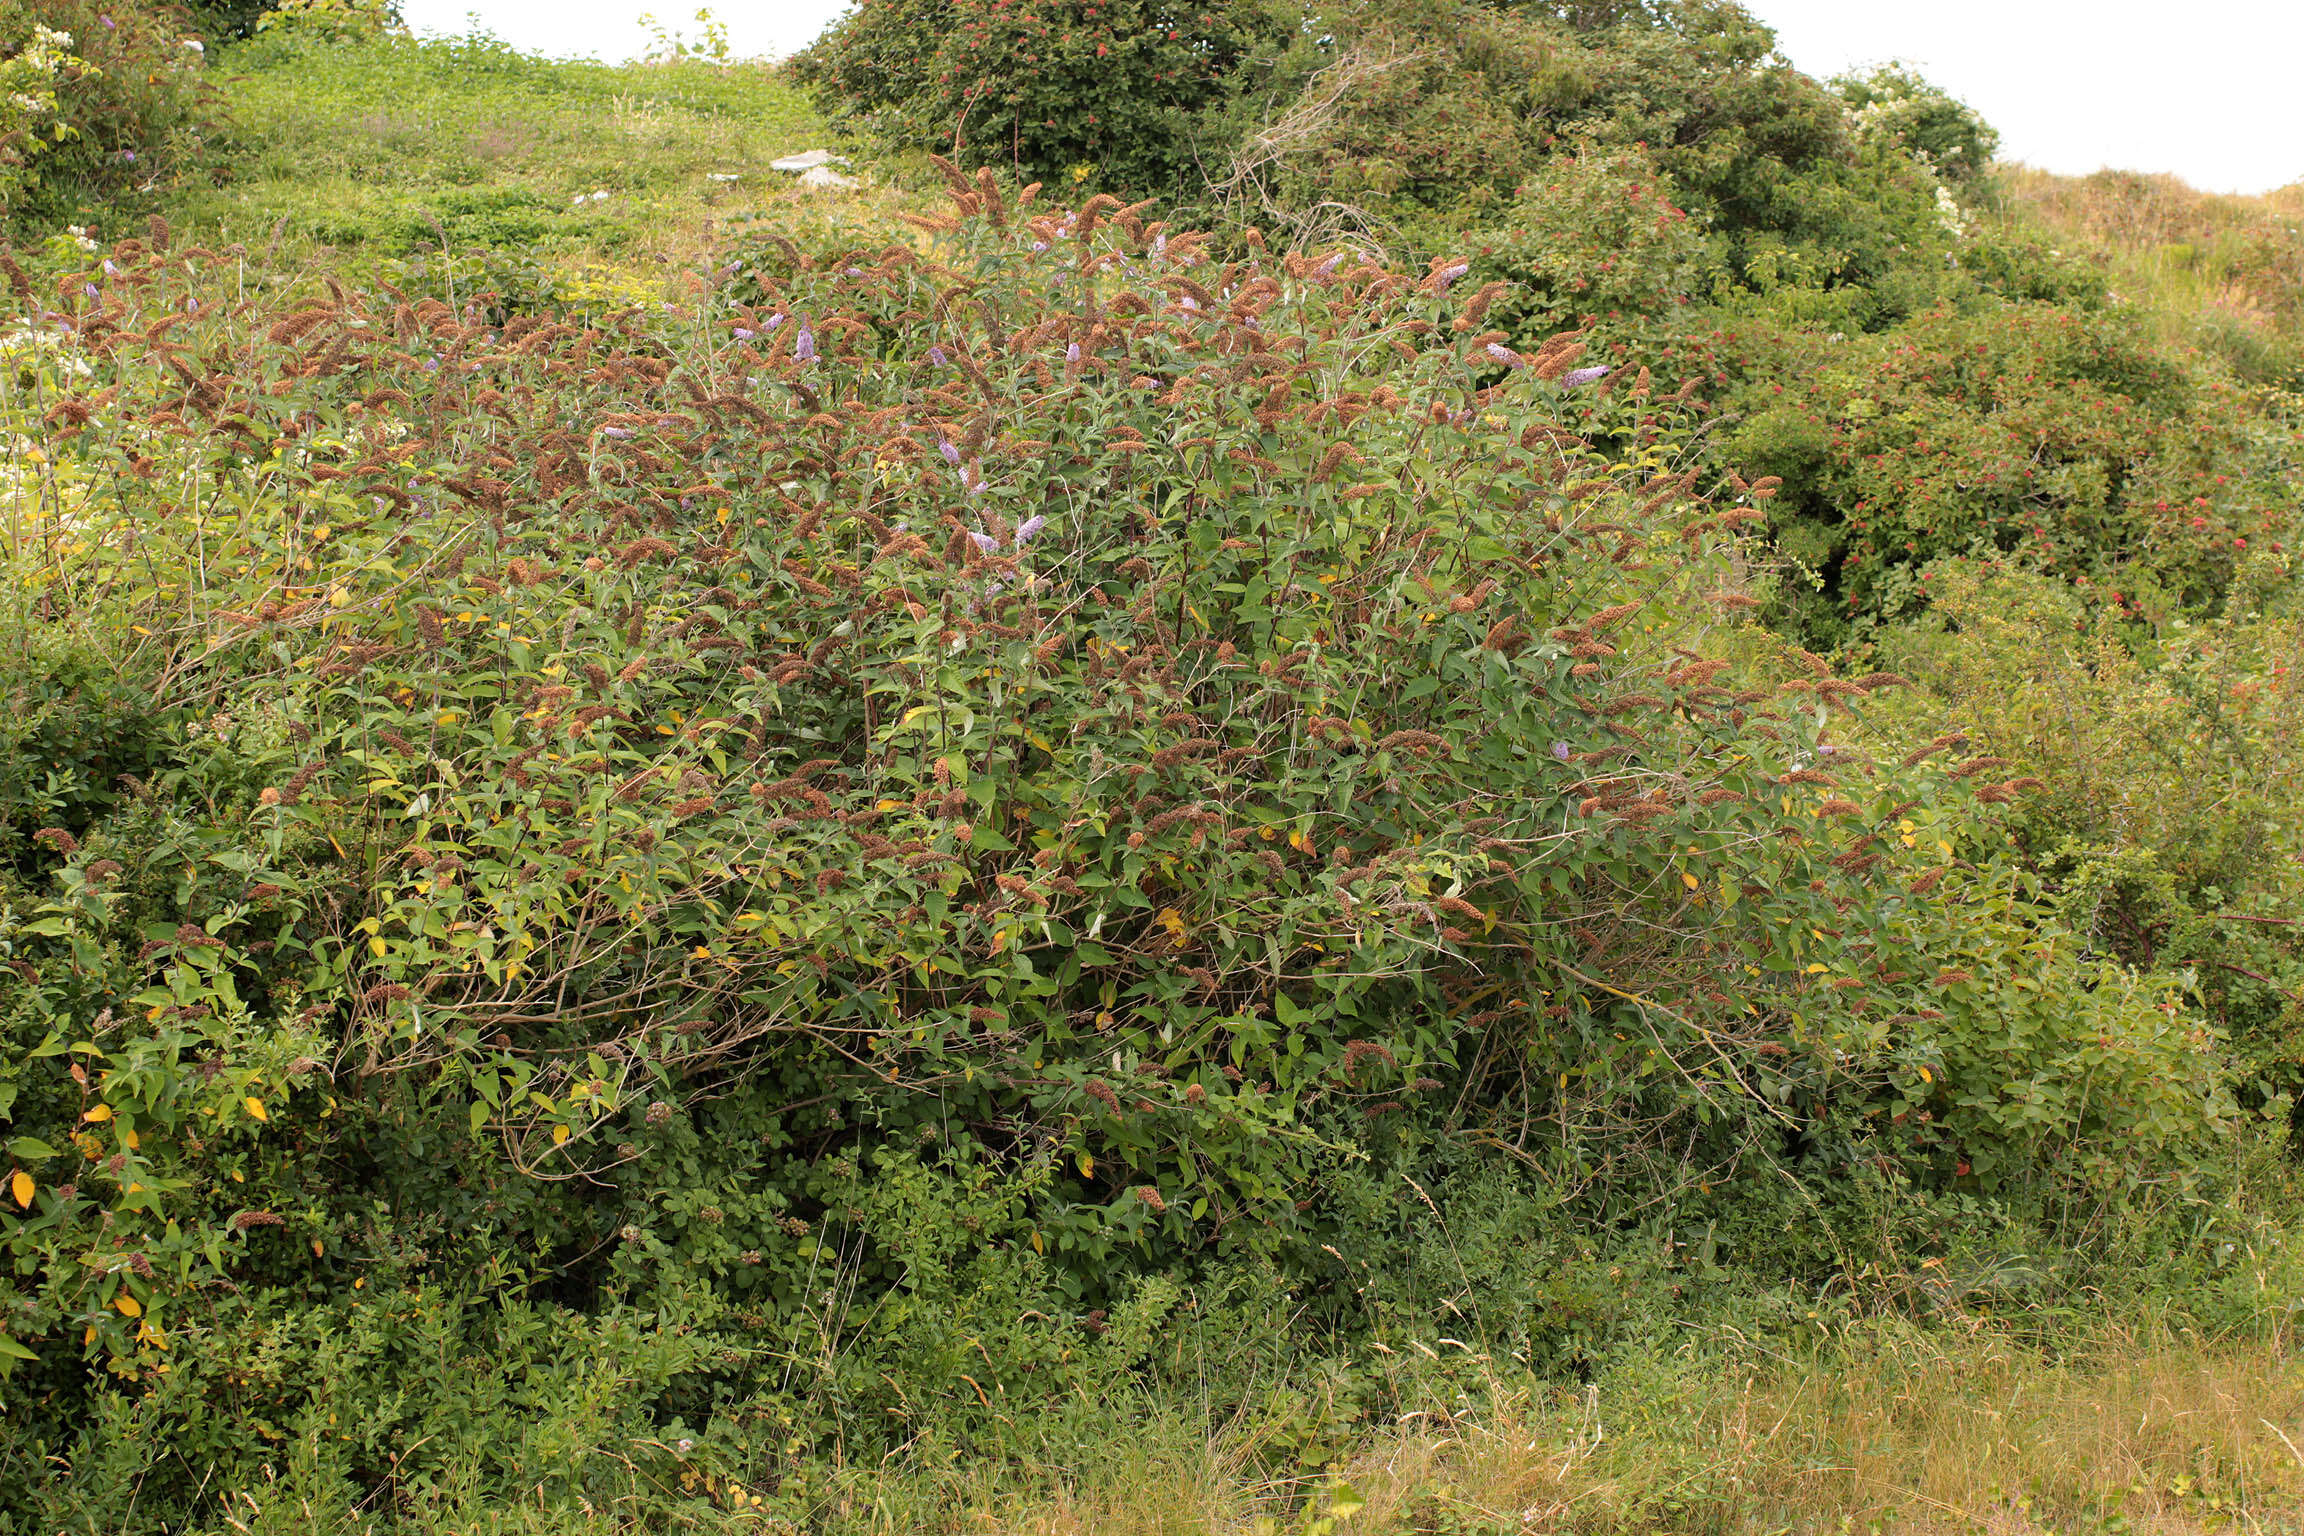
[1935,184,1968,240]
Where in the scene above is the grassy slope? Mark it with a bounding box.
[1991,166,2304,384]
[159,29,919,300]
[104,40,2304,1536]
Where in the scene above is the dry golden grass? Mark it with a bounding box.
[851,1324,2304,1536]
[1993,165,2304,349]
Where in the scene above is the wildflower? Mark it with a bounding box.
[1014,515,1045,547]
[968,531,998,555]
[1551,740,1572,761]
[83,283,99,298]
[794,317,816,362]
[1437,261,1469,289]
[764,313,785,331]
[1151,233,1166,260]
[928,345,947,366]
[1485,342,1520,367]
[1562,365,1611,388]
[603,426,632,440]
[939,439,961,466]
[1066,341,1081,363]
[101,13,115,27]
[731,327,756,340]
[102,260,117,276]
[1317,252,1343,276]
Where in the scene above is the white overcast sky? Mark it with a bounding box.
[398,0,2304,194]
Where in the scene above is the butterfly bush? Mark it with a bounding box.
[0,174,2232,1389]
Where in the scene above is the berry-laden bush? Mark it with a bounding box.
[791,0,1307,199]
[0,0,217,223]
[1712,297,2303,642]
[0,187,2233,1519]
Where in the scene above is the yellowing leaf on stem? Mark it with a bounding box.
[9,1170,31,1209]
[244,1097,269,1122]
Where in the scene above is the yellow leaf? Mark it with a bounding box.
[83,1104,112,1123]
[1917,1066,1932,1084]
[1030,1231,1045,1254]
[1804,964,1829,975]
[312,1238,325,1257]
[244,1097,269,1122]
[369,936,387,958]
[1078,1153,1094,1179]
[553,1124,571,1145]
[1681,871,1700,890]
[9,1170,31,1209]
[114,1294,142,1319]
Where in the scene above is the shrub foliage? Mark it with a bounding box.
[0,133,2246,1534]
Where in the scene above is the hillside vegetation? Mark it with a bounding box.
[2,3,2302,1533]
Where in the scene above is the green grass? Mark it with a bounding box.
[157,27,912,297]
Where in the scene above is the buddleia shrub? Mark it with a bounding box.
[0,184,2236,1516]
[0,0,218,222]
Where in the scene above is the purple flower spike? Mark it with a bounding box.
[1551,740,1573,762]
[929,345,947,366]
[765,313,785,332]
[102,260,118,275]
[731,327,756,340]
[1562,365,1611,388]
[84,282,100,298]
[1485,342,1519,367]
[102,12,116,25]
[603,426,632,439]
[1066,341,1081,363]
[794,317,816,363]
[1317,252,1343,276]
[939,440,961,466]
[1437,261,1469,290]
[1013,515,1045,547]
[968,531,998,555]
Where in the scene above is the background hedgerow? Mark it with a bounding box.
[791,0,1311,202]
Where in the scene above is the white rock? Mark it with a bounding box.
[772,150,847,173]
[799,166,860,192]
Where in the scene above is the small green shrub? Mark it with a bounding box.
[1875,556,2304,1113]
